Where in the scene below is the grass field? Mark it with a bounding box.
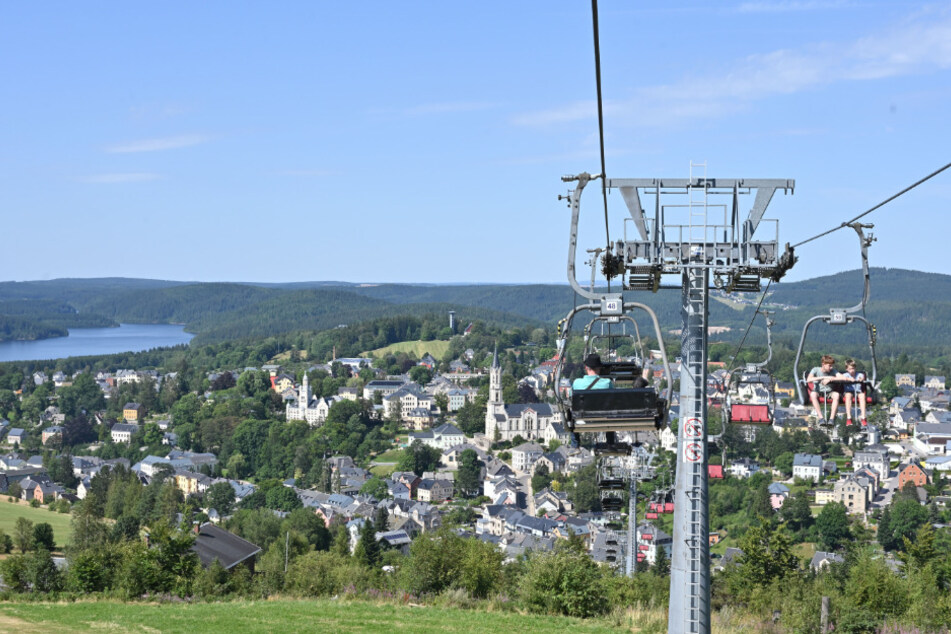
[363,340,450,359]
[0,498,72,549]
[0,599,643,634]
[709,294,747,311]
[373,449,404,463]
[370,464,398,478]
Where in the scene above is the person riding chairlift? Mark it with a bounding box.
[839,358,867,427]
[572,354,613,390]
[571,353,651,391]
[806,354,841,424]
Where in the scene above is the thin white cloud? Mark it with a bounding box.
[79,173,163,183]
[106,134,209,153]
[736,0,854,13]
[514,11,951,128]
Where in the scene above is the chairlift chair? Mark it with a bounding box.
[555,305,673,435]
[598,459,626,490]
[793,223,880,423]
[725,310,776,426]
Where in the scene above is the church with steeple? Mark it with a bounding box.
[484,346,566,443]
[286,373,340,426]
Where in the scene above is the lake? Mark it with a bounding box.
[0,324,194,362]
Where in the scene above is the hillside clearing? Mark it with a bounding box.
[363,340,450,359]
[0,498,72,549]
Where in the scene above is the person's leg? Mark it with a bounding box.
[859,387,867,422]
[829,392,840,420]
[844,393,853,423]
[810,391,823,419]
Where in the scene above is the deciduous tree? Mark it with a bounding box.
[816,502,851,551]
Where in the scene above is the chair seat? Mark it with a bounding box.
[729,403,772,424]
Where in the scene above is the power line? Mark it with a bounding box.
[792,160,951,249]
[726,279,773,374]
[590,0,611,288]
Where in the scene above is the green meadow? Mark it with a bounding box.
[0,498,72,549]
[0,599,642,633]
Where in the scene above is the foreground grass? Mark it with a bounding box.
[0,598,636,633]
[0,498,72,549]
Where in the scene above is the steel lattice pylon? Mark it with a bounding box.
[558,168,794,634]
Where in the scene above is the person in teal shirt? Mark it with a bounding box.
[572,354,613,390]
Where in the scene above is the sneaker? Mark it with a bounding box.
[861,418,868,426]
[846,418,853,426]
[817,417,827,425]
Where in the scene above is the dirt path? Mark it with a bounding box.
[0,611,67,633]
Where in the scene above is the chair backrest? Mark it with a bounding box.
[572,387,657,414]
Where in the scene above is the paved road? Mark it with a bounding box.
[517,473,536,516]
[873,470,900,508]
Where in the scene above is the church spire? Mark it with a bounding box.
[492,343,498,368]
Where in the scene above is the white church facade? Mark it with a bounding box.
[286,373,341,426]
[484,349,567,444]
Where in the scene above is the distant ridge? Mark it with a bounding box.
[0,268,947,351]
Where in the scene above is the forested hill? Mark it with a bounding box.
[0,268,947,351]
[0,281,545,344]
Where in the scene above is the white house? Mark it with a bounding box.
[111,423,140,444]
[792,453,822,483]
[511,442,545,473]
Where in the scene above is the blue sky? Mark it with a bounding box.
[2,2,949,284]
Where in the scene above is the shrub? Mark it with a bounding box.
[0,530,13,554]
[400,530,466,595]
[520,543,609,618]
[286,551,373,597]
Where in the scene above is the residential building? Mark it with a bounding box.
[814,489,835,505]
[337,386,360,401]
[636,523,672,566]
[41,426,63,445]
[446,388,475,411]
[363,380,406,401]
[810,551,844,572]
[924,376,947,390]
[408,423,465,451]
[833,474,874,515]
[383,384,434,419]
[192,523,261,571]
[175,470,213,496]
[440,443,487,470]
[912,423,951,455]
[853,449,890,480]
[774,381,796,400]
[271,374,296,394]
[511,442,545,473]
[111,423,140,444]
[792,453,823,483]
[898,462,930,489]
[403,407,433,430]
[122,402,145,422]
[895,374,916,388]
[768,482,790,509]
[416,478,453,503]
[728,458,760,479]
